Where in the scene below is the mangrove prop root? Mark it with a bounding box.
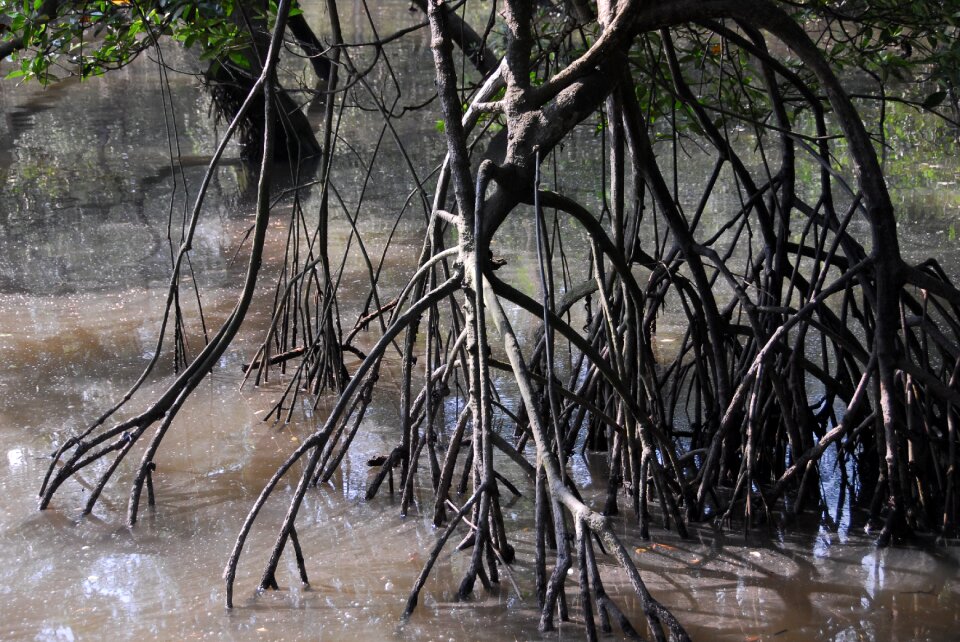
[36,0,960,639]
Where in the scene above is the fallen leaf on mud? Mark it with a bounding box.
[635,547,649,554]
[651,543,677,551]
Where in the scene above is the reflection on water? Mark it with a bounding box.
[2,17,960,642]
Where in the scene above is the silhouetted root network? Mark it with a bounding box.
[37,0,960,639]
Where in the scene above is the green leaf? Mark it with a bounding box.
[228,51,250,69]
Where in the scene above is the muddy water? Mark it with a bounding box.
[3,15,960,642]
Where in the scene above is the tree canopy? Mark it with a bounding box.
[4,0,960,638]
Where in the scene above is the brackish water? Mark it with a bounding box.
[2,9,960,641]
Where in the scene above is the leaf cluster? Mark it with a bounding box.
[0,0,290,82]
[795,0,960,106]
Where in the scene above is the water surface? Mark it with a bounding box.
[2,15,960,641]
